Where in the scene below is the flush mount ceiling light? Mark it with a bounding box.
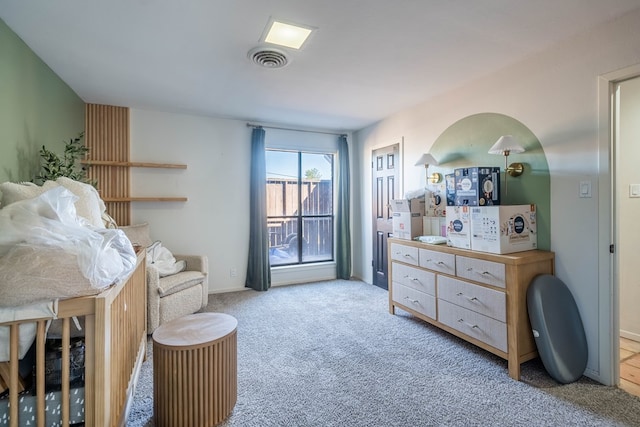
[262,18,315,50]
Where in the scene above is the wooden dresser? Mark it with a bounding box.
[388,238,554,380]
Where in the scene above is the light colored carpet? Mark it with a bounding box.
[127,279,640,426]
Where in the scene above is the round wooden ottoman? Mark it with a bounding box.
[152,312,238,427]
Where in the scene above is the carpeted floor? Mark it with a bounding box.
[127,280,640,426]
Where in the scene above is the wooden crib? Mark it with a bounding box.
[0,250,147,427]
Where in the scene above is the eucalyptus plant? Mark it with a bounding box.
[35,132,96,186]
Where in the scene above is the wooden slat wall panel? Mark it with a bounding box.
[85,104,131,226]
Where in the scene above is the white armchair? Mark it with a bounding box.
[146,254,208,333]
[120,223,209,333]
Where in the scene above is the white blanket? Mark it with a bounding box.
[147,241,186,277]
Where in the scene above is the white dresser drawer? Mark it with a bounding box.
[418,248,455,275]
[438,299,507,352]
[455,256,506,288]
[392,283,436,320]
[390,243,419,266]
[437,276,506,322]
[392,262,436,296]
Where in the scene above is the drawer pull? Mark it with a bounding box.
[403,254,413,258]
[456,292,478,302]
[466,268,491,276]
[404,296,420,304]
[457,319,479,329]
[404,275,420,282]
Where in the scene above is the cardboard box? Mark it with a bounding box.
[425,190,447,217]
[454,167,501,206]
[445,206,471,249]
[470,205,537,254]
[391,198,425,240]
[445,173,455,206]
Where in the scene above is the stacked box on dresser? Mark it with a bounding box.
[470,204,537,254]
[445,166,536,254]
[454,167,501,206]
[447,204,537,254]
[391,198,425,240]
[445,206,471,249]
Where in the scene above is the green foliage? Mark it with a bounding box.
[35,132,96,186]
[304,168,322,180]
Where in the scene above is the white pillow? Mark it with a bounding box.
[55,177,106,228]
[120,223,153,247]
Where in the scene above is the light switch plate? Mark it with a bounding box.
[630,184,640,198]
[579,180,592,198]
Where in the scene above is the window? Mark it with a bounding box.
[266,150,334,266]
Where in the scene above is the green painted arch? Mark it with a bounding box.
[430,112,550,251]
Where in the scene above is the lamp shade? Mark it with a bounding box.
[415,153,439,166]
[488,135,525,155]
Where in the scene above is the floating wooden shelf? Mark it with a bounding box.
[84,159,188,203]
[102,197,188,202]
[82,160,187,169]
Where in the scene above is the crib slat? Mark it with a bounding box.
[36,320,46,427]
[0,362,23,394]
[84,313,96,426]
[62,317,71,427]
[94,295,110,426]
[9,323,18,427]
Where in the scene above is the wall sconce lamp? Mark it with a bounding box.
[415,153,442,184]
[488,135,525,194]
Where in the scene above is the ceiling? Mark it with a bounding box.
[2,1,640,132]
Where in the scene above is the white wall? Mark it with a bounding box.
[130,109,251,293]
[353,8,640,384]
[129,109,347,292]
[618,76,640,342]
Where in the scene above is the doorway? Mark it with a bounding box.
[613,75,640,395]
[595,64,640,387]
[371,143,400,290]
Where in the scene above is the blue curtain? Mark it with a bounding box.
[245,127,271,291]
[336,135,351,279]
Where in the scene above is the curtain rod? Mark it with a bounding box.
[246,122,347,137]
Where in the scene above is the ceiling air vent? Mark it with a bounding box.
[248,47,289,69]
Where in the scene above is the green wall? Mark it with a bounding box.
[0,18,85,183]
[431,113,551,250]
